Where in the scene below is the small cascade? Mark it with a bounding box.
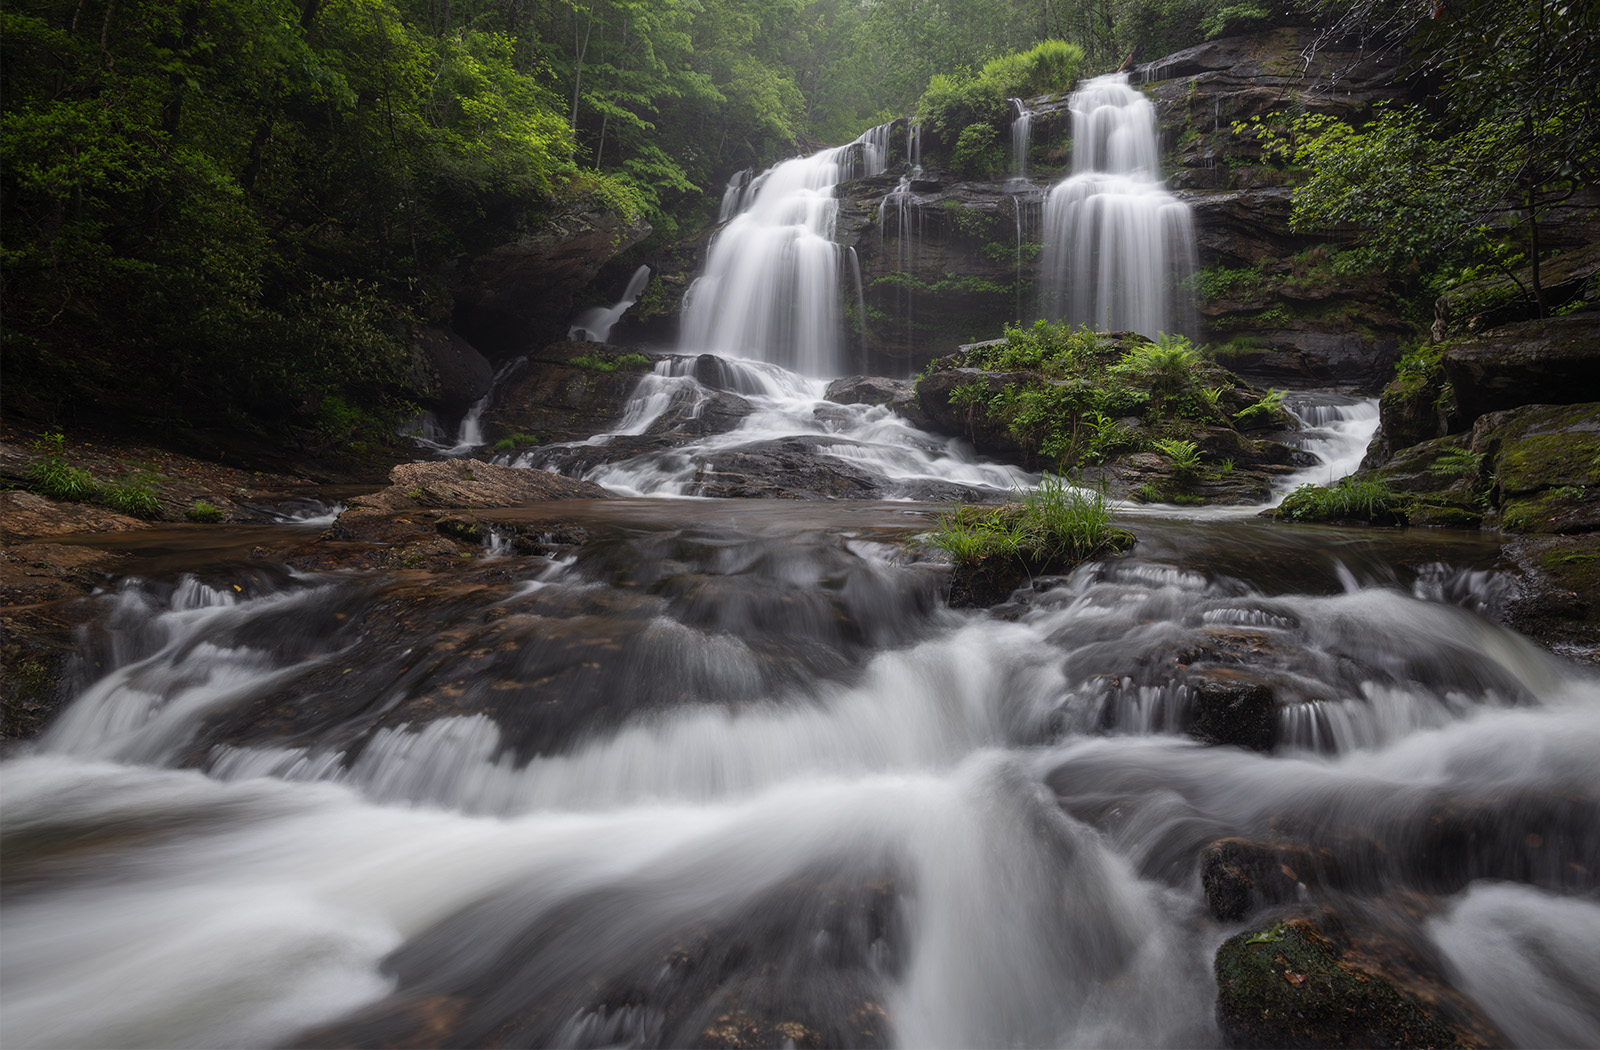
[1039,74,1197,339]
[717,169,756,222]
[1008,98,1034,182]
[568,265,652,343]
[681,124,894,376]
[1274,393,1382,497]
[877,174,923,349]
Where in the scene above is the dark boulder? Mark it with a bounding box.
[454,199,651,359]
[1441,313,1600,427]
[1185,666,1279,751]
[410,326,494,414]
[1215,914,1488,1049]
[1469,401,1600,534]
[481,342,657,445]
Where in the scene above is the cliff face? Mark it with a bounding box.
[626,27,1423,388]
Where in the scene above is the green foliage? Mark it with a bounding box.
[1276,477,1409,524]
[1430,448,1485,478]
[927,474,1120,569]
[569,352,652,373]
[25,433,97,502]
[915,41,1083,167]
[491,433,541,452]
[964,319,1107,377]
[1282,0,1599,315]
[1233,388,1285,429]
[101,475,161,519]
[1185,262,1268,303]
[187,500,224,523]
[1151,437,1202,472]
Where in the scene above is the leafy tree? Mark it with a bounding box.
[1292,0,1600,315]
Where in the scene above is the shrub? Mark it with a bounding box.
[102,475,161,518]
[569,351,652,372]
[1275,477,1409,524]
[927,474,1123,571]
[1233,388,1285,428]
[187,500,224,523]
[26,433,97,501]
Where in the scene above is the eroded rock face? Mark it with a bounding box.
[454,200,651,359]
[1470,401,1600,535]
[480,341,660,445]
[1442,313,1600,426]
[410,326,494,415]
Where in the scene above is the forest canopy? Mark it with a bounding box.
[3,0,1591,440]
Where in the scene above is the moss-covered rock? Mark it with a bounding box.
[1215,917,1469,1049]
[1469,402,1600,534]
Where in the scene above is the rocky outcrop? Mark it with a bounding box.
[1214,914,1488,1049]
[480,341,659,445]
[1440,313,1600,426]
[410,326,494,415]
[454,197,652,360]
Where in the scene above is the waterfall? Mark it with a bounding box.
[568,264,652,343]
[1039,74,1196,339]
[681,123,893,377]
[1008,98,1034,182]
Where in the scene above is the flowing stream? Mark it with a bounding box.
[4,480,1597,1049]
[4,98,1598,1050]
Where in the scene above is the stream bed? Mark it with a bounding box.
[3,489,1598,1048]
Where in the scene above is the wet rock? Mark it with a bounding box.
[1201,838,1345,921]
[344,458,611,517]
[480,341,655,444]
[409,326,493,414]
[1214,915,1474,1049]
[1501,535,1600,660]
[1441,313,1600,427]
[824,376,935,429]
[1185,667,1278,751]
[0,490,150,542]
[1435,240,1600,338]
[293,868,902,1050]
[453,198,651,359]
[1470,402,1600,534]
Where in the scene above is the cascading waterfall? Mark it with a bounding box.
[1039,74,1197,338]
[569,265,652,343]
[680,124,893,376]
[5,512,1597,1050]
[1008,98,1034,183]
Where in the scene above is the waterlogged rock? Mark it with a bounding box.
[1200,839,1345,922]
[1214,916,1472,1049]
[1470,402,1600,534]
[1185,666,1279,751]
[453,197,652,359]
[480,341,657,445]
[294,868,901,1050]
[1502,535,1600,660]
[409,325,493,415]
[823,376,935,429]
[1441,313,1600,426]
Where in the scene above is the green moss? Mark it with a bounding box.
[568,352,652,373]
[1497,432,1600,493]
[186,500,224,523]
[1215,919,1466,1049]
[1500,487,1593,533]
